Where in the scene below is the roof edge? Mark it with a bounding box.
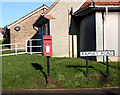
[45,0,60,14]
[33,14,55,27]
[74,0,120,16]
[74,5,120,17]
[73,0,87,13]
[7,4,49,29]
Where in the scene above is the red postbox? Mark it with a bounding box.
[43,36,52,56]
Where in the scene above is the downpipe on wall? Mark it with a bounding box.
[102,7,108,62]
[68,9,70,57]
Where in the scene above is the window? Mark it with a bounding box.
[45,23,48,35]
[38,28,41,34]
[38,20,49,36]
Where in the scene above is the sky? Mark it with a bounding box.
[1,0,56,28]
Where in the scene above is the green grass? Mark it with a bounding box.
[0,40,2,45]
[2,54,120,89]
[2,50,25,54]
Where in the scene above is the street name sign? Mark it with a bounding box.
[80,50,115,57]
[79,50,115,78]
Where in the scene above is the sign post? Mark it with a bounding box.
[80,50,115,78]
[43,36,52,84]
[86,57,88,78]
[106,56,109,77]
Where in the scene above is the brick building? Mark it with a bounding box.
[4,4,49,49]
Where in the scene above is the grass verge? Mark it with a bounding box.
[2,54,120,89]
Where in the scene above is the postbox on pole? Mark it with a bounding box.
[43,35,52,84]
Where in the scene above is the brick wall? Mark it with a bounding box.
[10,9,46,49]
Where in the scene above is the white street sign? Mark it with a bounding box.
[80,50,115,57]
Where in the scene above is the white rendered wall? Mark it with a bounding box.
[96,12,119,61]
[48,1,83,57]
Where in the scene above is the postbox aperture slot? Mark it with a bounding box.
[44,39,51,40]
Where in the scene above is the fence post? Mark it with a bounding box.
[31,40,32,55]
[30,40,32,55]
[30,40,31,54]
[26,40,28,53]
[1,44,3,56]
[15,43,17,55]
[0,44,2,56]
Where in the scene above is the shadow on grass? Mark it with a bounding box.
[31,63,48,83]
[66,66,88,77]
[66,65,107,78]
[66,65,113,87]
[100,62,120,70]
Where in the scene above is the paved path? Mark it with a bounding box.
[2,88,120,95]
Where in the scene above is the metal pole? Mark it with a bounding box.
[42,26,44,54]
[103,7,108,62]
[86,57,88,78]
[102,12,106,62]
[47,56,50,84]
[106,56,109,77]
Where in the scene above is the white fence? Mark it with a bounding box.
[27,39,42,54]
[0,39,42,56]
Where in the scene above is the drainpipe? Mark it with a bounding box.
[68,9,70,57]
[33,26,38,32]
[102,7,108,62]
[41,26,44,54]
